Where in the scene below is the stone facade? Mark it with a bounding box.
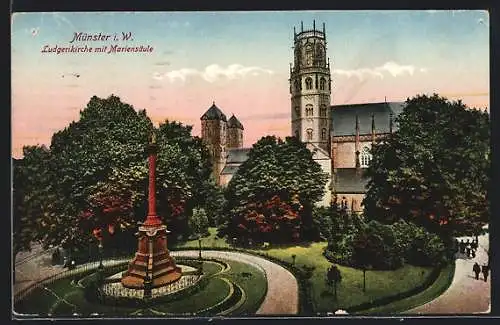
[290,21,332,153]
[198,22,406,213]
[200,103,244,185]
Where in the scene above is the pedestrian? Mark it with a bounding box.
[459,239,465,254]
[472,239,478,251]
[473,262,481,280]
[482,265,489,282]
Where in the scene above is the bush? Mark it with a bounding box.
[325,217,448,270]
[350,220,404,270]
[393,220,449,267]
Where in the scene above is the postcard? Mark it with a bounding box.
[11,10,490,319]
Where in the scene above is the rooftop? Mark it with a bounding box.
[331,102,405,136]
[200,102,227,122]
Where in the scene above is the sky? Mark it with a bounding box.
[11,10,489,158]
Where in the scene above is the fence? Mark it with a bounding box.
[14,257,130,305]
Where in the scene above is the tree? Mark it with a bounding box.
[189,208,210,238]
[222,136,328,243]
[14,95,217,253]
[326,264,342,300]
[363,94,490,238]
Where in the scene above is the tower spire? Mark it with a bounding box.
[323,22,326,36]
[301,21,303,32]
[313,19,316,31]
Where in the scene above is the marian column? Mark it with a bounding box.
[121,132,182,290]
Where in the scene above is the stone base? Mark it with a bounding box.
[121,267,182,289]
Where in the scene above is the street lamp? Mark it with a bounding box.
[198,237,202,260]
[98,240,104,269]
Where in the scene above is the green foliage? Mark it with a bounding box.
[323,213,449,269]
[326,264,342,285]
[221,136,328,243]
[14,95,217,252]
[363,94,490,237]
[189,208,210,238]
[392,220,448,267]
[322,205,363,267]
[351,220,404,270]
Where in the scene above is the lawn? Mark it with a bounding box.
[174,227,445,314]
[355,262,455,314]
[173,227,232,249]
[220,258,267,315]
[15,258,267,317]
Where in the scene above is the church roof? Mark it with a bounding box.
[306,143,330,160]
[201,102,227,122]
[227,115,244,130]
[331,102,405,136]
[226,148,251,163]
[334,168,369,194]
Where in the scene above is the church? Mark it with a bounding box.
[200,21,405,212]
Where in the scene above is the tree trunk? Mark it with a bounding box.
[334,281,337,300]
[363,269,366,292]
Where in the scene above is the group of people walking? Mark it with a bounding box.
[457,238,478,258]
[458,237,490,282]
[473,262,489,282]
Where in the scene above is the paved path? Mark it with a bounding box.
[14,245,59,295]
[14,244,126,297]
[15,247,299,315]
[171,250,299,315]
[407,232,490,314]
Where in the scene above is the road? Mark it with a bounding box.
[407,232,490,314]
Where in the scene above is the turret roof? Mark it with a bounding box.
[200,102,227,122]
[227,115,244,130]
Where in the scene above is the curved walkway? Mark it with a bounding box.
[171,250,299,315]
[406,231,490,314]
[14,247,299,315]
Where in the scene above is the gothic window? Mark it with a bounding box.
[321,128,327,140]
[305,44,313,66]
[305,104,313,117]
[295,130,299,139]
[319,77,326,90]
[360,146,372,168]
[306,128,313,141]
[316,45,324,59]
[294,80,300,92]
[320,105,327,117]
[305,77,313,90]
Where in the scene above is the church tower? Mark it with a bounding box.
[201,102,227,185]
[290,21,332,152]
[226,115,244,149]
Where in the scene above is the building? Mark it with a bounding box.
[200,102,245,185]
[200,21,405,211]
